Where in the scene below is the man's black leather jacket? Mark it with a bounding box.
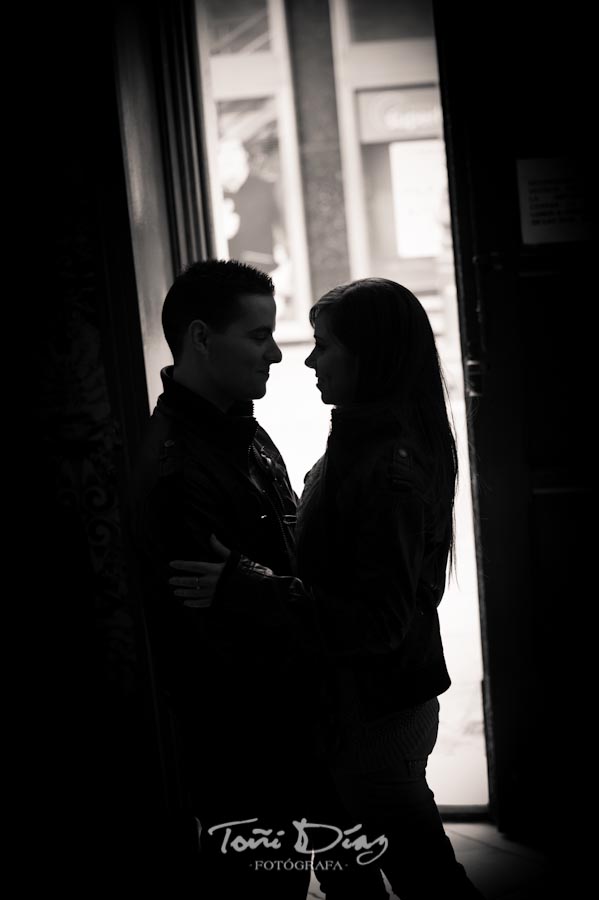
[130,367,321,748]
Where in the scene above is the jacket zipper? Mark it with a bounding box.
[248,443,294,561]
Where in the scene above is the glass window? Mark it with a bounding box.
[204,0,271,54]
[357,86,450,325]
[215,98,294,319]
[196,0,311,338]
[347,0,434,42]
[389,139,447,259]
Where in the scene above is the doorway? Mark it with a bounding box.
[119,0,489,810]
[194,0,488,809]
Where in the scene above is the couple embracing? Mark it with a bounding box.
[132,259,483,900]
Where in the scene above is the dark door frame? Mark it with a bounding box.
[433,0,594,847]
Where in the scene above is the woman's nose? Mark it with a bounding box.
[305,350,315,369]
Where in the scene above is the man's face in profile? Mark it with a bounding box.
[202,293,282,407]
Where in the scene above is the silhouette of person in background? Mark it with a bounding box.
[218,138,293,309]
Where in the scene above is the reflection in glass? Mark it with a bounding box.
[204,0,270,55]
[389,139,447,259]
[347,0,434,42]
[215,98,294,318]
[358,86,452,332]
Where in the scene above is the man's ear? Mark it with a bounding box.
[189,319,210,354]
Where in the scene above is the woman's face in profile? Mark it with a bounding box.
[305,312,358,406]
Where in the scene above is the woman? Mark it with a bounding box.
[171,278,484,899]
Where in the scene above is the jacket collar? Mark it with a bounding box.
[156,366,258,449]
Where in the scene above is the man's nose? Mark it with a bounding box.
[266,337,283,364]
[305,350,315,369]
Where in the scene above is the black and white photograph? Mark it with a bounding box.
[28,1,594,896]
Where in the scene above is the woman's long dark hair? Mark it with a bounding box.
[309,277,459,567]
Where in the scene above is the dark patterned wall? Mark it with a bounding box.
[31,3,174,887]
[42,204,139,696]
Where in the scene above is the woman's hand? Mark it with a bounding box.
[169,535,231,608]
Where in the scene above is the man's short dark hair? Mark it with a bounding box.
[162,259,274,361]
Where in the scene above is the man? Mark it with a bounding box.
[131,259,321,898]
